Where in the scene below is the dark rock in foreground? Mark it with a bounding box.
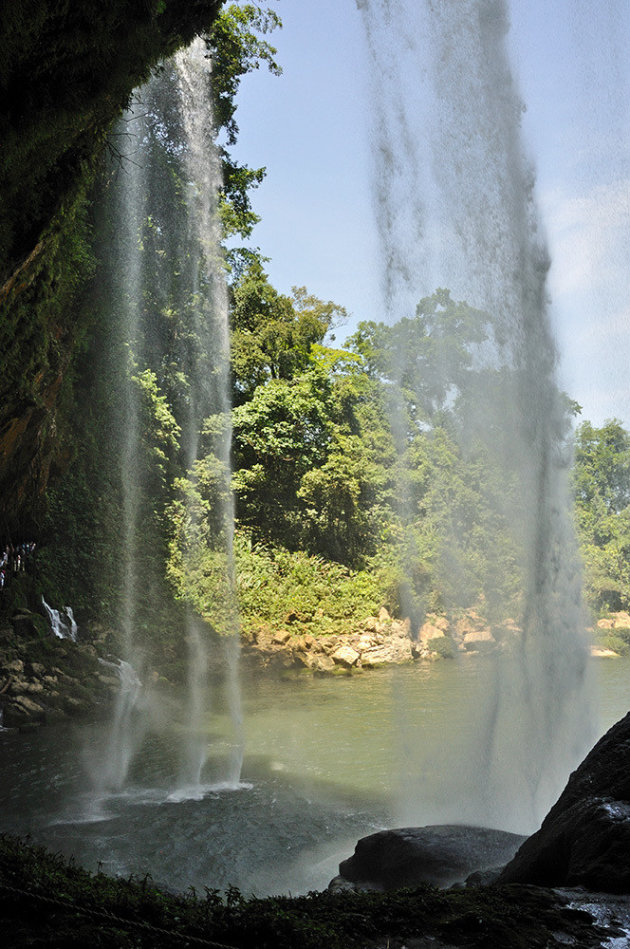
[334,824,527,891]
[499,710,630,892]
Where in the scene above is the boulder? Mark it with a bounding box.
[336,825,527,891]
[419,622,445,643]
[272,630,292,646]
[463,629,495,650]
[357,633,376,650]
[309,654,336,674]
[499,710,630,892]
[361,637,413,667]
[331,645,360,669]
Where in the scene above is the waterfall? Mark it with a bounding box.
[172,38,243,793]
[359,0,595,832]
[97,37,242,795]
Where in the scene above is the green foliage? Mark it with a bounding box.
[234,532,385,636]
[230,260,346,401]
[573,419,630,612]
[207,2,282,146]
[205,3,282,268]
[346,288,491,422]
[228,284,530,625]
[0,0,226,534]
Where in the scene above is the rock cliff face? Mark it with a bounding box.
[0,0,222,531]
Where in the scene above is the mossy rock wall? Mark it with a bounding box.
[0,0,223,533]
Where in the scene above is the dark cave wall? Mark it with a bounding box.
[0,0,224,535]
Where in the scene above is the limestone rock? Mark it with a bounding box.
[11,695,45,717]
[331,645,360,668]
[18,680,45,694]
[419,622,445,643]
[499,710,630,892]
[357,633,376,650]
[337,825,527,891]
[463,629,495,650]
[378,607,392,624]
[307,654,335,674]
[361,637,413,668]
[272,629,292,646]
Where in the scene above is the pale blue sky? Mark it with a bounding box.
[228,0,630,427]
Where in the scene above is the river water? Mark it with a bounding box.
[0,657,628,897]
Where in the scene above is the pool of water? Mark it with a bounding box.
[0,656,628,896]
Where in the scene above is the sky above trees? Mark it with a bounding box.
[227,0,630,427]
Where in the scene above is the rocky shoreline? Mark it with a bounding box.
[0,603,624,734]
[243,606,545,673]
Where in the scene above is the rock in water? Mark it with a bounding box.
[499,710,630,892]
[334,825,527,890]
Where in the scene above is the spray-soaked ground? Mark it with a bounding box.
[0,659,627,897]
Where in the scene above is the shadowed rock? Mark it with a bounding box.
[499,710,630,892]
[334,824,527,891]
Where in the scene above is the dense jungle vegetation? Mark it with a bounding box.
[2,2,629,656]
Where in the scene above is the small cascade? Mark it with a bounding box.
[42,597,78,643]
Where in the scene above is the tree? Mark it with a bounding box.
[230,260,347,402]
[232,366,336,546]
[573,419,630,612]
[346,288,491,424]
[206,3,282,270]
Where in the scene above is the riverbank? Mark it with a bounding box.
[0,594,623,733]
[241,606,620,673]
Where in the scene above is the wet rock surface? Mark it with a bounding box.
[499,710,630,892]
[333,825,527,891]
[0,611,118,732]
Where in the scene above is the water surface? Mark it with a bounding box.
[0,657,627,896]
